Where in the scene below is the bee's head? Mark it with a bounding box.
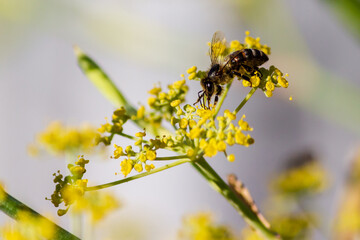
[200,77,214,109]
[202,79,214,98]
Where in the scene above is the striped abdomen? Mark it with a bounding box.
[227,49,268,69]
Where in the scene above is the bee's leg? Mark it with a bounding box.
[253,67,262,78]
[242,65,254,74]
[232,71,252,87]
[194,90,204,107]
[213,85,223,107]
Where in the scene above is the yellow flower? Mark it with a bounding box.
[250,75,260,87]
[204,139,218,157]
[146,150,157,160]
[235,130,246,145]
[148,86,162,95]
[145,164,155,172]
[172,79,186,89]
[265,81,275,91]
[180,118,189,129]
[277,76,289,88]
[136,105,145,119]
[265,90,273,98]
[216,141,227,151]
[120,159,133,177]
[34,122,98,156]
[159,92,167,100]
[135,131,146,137]
[73,191,120,224]
[171,99,182,107]
[224,109,236,120]
[113,144,123,159]
[189,127,201,139]
[226,132,235,146]
[187,66,197,74]
[134,163,143,173]
[242,80,252,87]
[227,154,235,162]
[188,72,196,80]
[238,115,253,131]
[178,212,234,240]
[139,153,147,162]
[187,148,195,157]
[147,97,156,106]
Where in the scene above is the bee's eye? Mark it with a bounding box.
[206,83,213,92]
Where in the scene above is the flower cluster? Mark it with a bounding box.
[178,212,234,240]
[147,78,189,121]
[97,106,130,145]
[172,106,254,161]
[72,190,120,224]
[47,155,89,216]
[187,31,289,98]
[111,130,165,177]
[29,121,99,156]
[271,157,327,195]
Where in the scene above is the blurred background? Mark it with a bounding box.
[1,0,360,239]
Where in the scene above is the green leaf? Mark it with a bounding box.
[74,46,137,116]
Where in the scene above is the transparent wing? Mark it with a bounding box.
[210,31,227,65]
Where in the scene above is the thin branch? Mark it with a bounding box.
[86,158,191,191]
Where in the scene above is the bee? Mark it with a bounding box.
[194,31,269,109]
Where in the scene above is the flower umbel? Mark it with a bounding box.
[46,155,90,216]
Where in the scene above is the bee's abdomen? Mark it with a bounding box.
[229,49,268,68]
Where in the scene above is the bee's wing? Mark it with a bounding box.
[210,31,227,65]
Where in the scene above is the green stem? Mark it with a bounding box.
[119,132,138,141]
[154,155,189,161]
[234,88,257,114]
[86,158,191,191]
[213,80,233,117]
[0,191,79,240]
[191,157,280,239]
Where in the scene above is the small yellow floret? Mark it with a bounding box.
[148,97,156,106]
[224,109,236,120]
[145,164,155,172]
[265,90,273,98]
[158,92,167,100]
[242,80,251,87]
[278,76,289,88]
[137,105,145,119]
[204,139,218,157]
[250,75,260,87]
[289,96,293,101]
[170,100,181,107]
[216,141,227,151]
[172,79,186,89]
[148,87,162,95]
[189,127,201,139]
[187,149,195,157]
[134,163,143,173]
[146,150,157,160]
[187,66,197,74]
[188,72,196,80]
[113,144,123,159]
[227,154,235,162]
[120,159,133,177]
[135,132,146,137]
[265,81,275,91]
[179,118,189,129]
